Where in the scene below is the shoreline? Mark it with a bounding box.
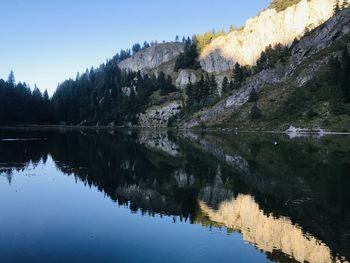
[1,125,350,136]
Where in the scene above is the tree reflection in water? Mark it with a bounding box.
[0,128,349,263]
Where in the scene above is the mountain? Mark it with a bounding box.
[112,0,349,131]
[186,7,350,130]
[118,42,185,75]
[199,0,337,72]
[2,0,348,131]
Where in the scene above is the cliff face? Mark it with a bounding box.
[118,42,185,73]
[138,101,182,127]
[200,0,337,72]
[186,8,350,128]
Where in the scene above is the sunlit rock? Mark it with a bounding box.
[200,0,337,72]
[175,70,198,89]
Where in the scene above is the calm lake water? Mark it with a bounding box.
[0,128,349,263]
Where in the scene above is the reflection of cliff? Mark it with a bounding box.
[138,130,180,157]
[182,131,350,260]
[200,194,347,263]
[115,184,183,215]
[3,129,349,262]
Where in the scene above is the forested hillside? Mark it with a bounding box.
[1,1,349,131]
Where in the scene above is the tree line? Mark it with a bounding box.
[1,37,349,127]
[51,60,177,126]
[0,71,51,125]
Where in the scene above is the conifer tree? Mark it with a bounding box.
[248,89,258,102]
[222,76,229,95]
[7,70,15,86]
[250,103,262,119]
[185,82,194,109]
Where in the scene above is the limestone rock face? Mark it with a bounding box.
[175,70,198,89]
[186,8,350,128]
[200,0,337,72]
[118,43,185,72]
[138,101,182,127]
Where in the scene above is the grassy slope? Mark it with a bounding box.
[208,34,350,132]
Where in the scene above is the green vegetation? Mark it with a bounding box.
[253,43,290,73]
[334,0,349,14]
[174,38,201,71]
[232,63,252,89]
[250,103,262,119]
[221,76,229,95]
[0,40,182,126]
[248,89,258,103]
[52,64,177,125]
[193,30,226,52]
[269,0,303,12]
[273,47,350,122]
[184,74,220,113]
[0,71,52,125]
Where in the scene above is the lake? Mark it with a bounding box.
[0,128,349,263]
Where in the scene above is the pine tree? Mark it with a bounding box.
[143,41,150,49]
[341,47,350,102]
[250,103,262,119]
[328,56,341,83]
[202,74,210,103]
[185,82,194,109]
[7,70,15,86]
[248,89,258,102]
[195,75,204,103]
[209,75,218,96]
[232,62,244,89]
[222,76,229,95]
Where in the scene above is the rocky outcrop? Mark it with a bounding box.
[175,70,198,89]
[138,101,182,127]
[118,43,185,72]
[186,9,350,128]
[200,0,337,72]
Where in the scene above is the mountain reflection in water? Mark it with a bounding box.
[0,128,349,263]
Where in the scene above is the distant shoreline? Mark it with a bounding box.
[1,125,350,136]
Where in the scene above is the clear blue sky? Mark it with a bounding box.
[0,0,270,95]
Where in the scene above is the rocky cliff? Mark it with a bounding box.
[118,42,185,73]
[186,8,350,128]
[200,0,338,72]
[138,101,182,127]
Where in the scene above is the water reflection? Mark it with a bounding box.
[0,128,349,263]
[200,194,336,263]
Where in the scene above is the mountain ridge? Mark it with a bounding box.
[2,0,349,131]
[185,8,350,130]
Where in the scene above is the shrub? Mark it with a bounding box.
[248,89,258,102]
[250,103,262,119]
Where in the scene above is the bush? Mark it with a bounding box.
[269,0,302,12]
[248,89,258,102]
[174,41,201,71]
[250,103,262,119]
